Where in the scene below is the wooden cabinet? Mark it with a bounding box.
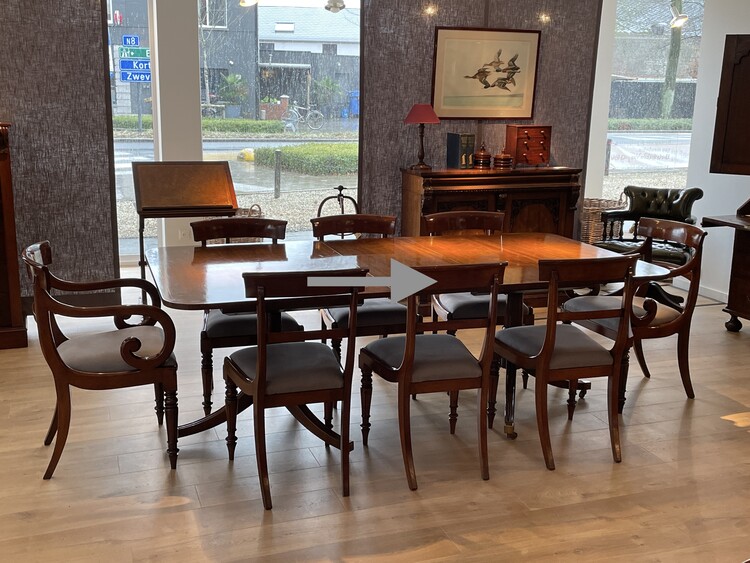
[702,203,750,332]
[505,125,551,167]
[0,122,27,349]
[401,166,581,237]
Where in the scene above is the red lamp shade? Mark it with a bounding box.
[404,104,440,125]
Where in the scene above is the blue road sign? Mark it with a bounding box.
[122,35,140,47]
[120,70,151,83]
[120,59,151,71]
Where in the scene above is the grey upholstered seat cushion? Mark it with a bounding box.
[228,342,343,394]
[57,325,176,373]
[435,292,530,320]
[495,325,613,370]
[326,298,408,328]
[562,296,681,327]
[362,334,480,382]
[205,309,302,338]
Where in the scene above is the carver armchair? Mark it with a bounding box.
[22,241,179,479]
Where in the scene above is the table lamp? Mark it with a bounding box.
[404,103,440,170]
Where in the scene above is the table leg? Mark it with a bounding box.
[501,292,525,438]
[287,405,354,452]
[618,347,630,414]
[178,391,252,438]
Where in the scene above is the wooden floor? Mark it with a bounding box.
[1,280,749,561]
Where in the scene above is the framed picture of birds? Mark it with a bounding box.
[432,27,541,119]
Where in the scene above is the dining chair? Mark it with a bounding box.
[191,216,303,415]
[421,210,534,427]
[22,241,179,479]
[358,262,506,490]
[494,255,638,470]
[223,267,367,510]
[310,213,412,360]
[563,218,707,401]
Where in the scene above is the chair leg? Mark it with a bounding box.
[677,327,695,399]
[488,357,499,429]
[324,401,334,448]
[44,404,58,446]
[225,377,238,460]
[360,367,373,446]
[567,379,578,421]
[398,386,418,490]
[477,385,489,480]
[632,338,651,379]
[253,401,272,510]
[153,382,164,425]
[521,371,529,389]
[607,372,622,463]
[200,339,213,416]
[449,390,459,434]
[340,393,351,498]
[44,385,71,480]
[164,385,179,470]
[534,377,555,470]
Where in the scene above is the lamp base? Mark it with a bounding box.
[409,162,432,171]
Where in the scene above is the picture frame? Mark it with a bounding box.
[432,27,541,120]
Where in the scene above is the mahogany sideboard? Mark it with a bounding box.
[400,167,581,237]
[0,122,27,349]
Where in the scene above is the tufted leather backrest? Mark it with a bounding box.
[601,186,704,226]
[622,186,704,224]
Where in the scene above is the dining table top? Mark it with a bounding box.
[146,233,669,310]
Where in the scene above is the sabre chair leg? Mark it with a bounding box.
[535,376,555,470]
[44,385,71,480]
[478,384,489,480]
[398,385,418,490]
[677,327,695,399]
[633,338,651,379]
[340,393,351,498]
[567,379,578,421]
[608,373,623,463]
[254,401,272,510]
[44,404,58,446]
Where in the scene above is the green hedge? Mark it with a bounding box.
[254,143,359,175]
[113,115,153,129]
[608,118,692,131]
[112,115,285,134]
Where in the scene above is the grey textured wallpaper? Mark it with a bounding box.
[361,0,603,229]
[0,1,118,297]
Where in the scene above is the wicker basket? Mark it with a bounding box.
[579,197,624,244]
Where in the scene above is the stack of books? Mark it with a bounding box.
[446,133,476,169]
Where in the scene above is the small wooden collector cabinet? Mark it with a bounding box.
[0,122,27,349]
[505,125,551,167]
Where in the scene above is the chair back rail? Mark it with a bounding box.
[191,217,287,245]
[311,214,397,240]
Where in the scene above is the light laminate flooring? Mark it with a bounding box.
[1,279,749,561]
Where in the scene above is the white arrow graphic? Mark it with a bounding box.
[308,259,436,303]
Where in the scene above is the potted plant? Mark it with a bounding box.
[218,73,248,118]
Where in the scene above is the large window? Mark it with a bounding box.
[200,2,361,238]
[601,0,703,201]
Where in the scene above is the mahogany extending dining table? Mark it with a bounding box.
[146,233,668,439]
